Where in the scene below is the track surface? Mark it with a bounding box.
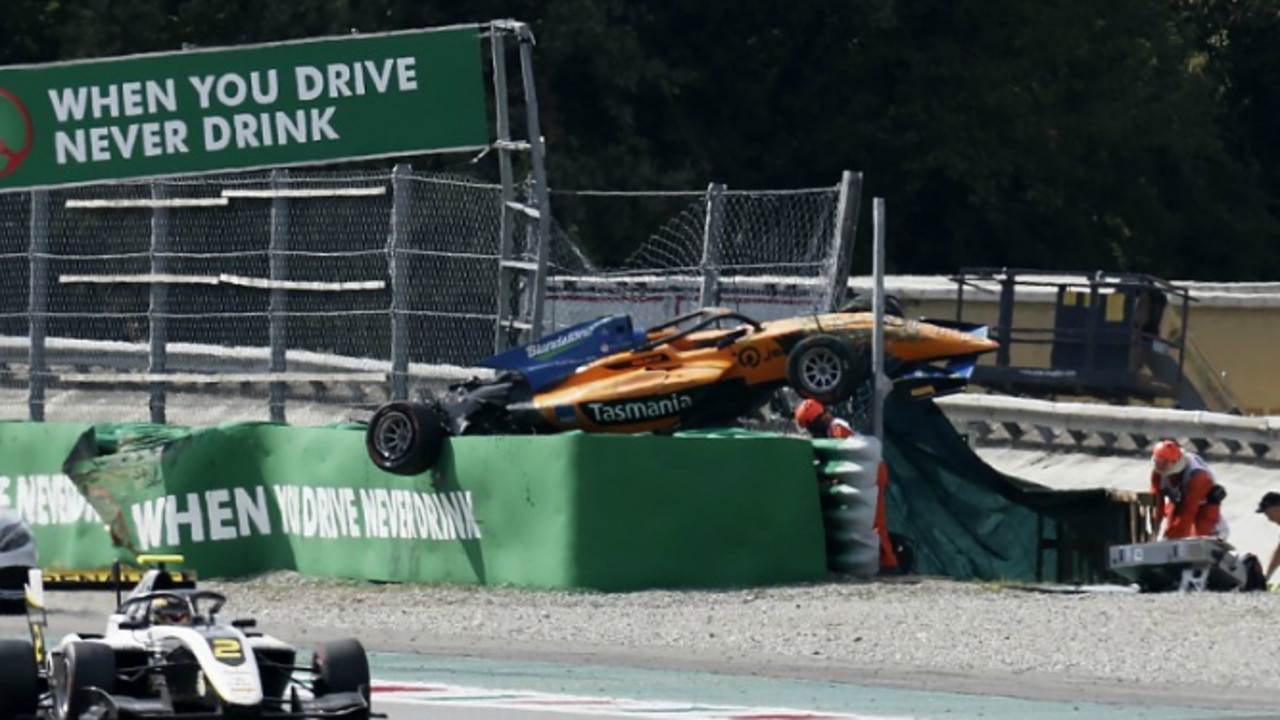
[1,593,1274,720]
[2,386,1278,718]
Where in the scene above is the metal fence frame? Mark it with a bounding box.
[17,169,450,422]
[2,167,863,425]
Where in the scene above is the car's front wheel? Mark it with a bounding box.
[313,638,371,718]
[786,334,866,404]
[55,642,115,720]
[365,402,448,476]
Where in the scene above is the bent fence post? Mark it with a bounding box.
[699,183,726,308]
[821,170,863,312]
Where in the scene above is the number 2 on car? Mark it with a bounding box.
[212,638,242,660]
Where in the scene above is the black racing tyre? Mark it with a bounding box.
[0,639,39,720]
[365,402,448,476]
[312,638,371,708]
[55,641,115,720]
[786,335,866,404]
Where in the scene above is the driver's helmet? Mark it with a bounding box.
[150,597,192,626]
[1152,439,1187,476]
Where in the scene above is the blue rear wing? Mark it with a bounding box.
[476,315,646,391]
[890,318,991,400]
[890,355,984,401]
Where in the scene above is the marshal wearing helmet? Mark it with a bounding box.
[1150,439,1229,541]
[793,398,855,439]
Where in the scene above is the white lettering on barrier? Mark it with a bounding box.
[129,484,477,550]
[375,489,391,538]
[237,487,271,537]
[200,487,270,541]
[166,493,205,545]
[411,493,431,539]
[342,488,361,538]
[275,485,364,540]
[133,495,168,551]
[396,490,410,538]
[321,487,333,537]
[423,492,443,538]
[272,486,298,535]
[355,481,481,538]
[358,488,378,537]
[355,487,480,540]
[207,489,234,541]
[0,474,97,525]
[302,486,318,538]
[132,487,275,551]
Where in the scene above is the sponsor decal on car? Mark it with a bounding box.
[209,635,246,666]
[553,405,579,426]
[582,392,694,425]
[525,316,615,361]
[737,347,762,368]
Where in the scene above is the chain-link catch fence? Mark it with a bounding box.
[0,170,862,427]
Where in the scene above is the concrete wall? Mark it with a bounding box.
[880,279,1280,415]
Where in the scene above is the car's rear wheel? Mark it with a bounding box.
[365,402,448,476]
[55,641,115,720]
[313,638,371,716]
[0,639,39,720]
[786,335,866,404]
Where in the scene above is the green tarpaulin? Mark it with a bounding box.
[883,396,1141,584]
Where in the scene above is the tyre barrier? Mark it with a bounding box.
[811,436,881,577]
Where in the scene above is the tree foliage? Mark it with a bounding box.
[4,0,1278,280]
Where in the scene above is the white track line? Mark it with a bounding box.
[372,681,913,720]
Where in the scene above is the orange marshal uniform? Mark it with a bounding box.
[1150,441,1227,540]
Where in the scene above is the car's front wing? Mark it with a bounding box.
[83,689,374,719]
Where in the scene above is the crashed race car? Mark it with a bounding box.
[0,555,373,720]
[366,305,999,476]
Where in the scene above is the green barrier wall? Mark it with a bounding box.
[0,421,120,569]
[62,423,828,591]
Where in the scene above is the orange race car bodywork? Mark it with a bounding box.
[516,310,997,434]
[365,306,999,475]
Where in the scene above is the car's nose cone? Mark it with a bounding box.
[887,319,1000,362]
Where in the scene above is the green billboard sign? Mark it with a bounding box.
[0,26,489,191]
